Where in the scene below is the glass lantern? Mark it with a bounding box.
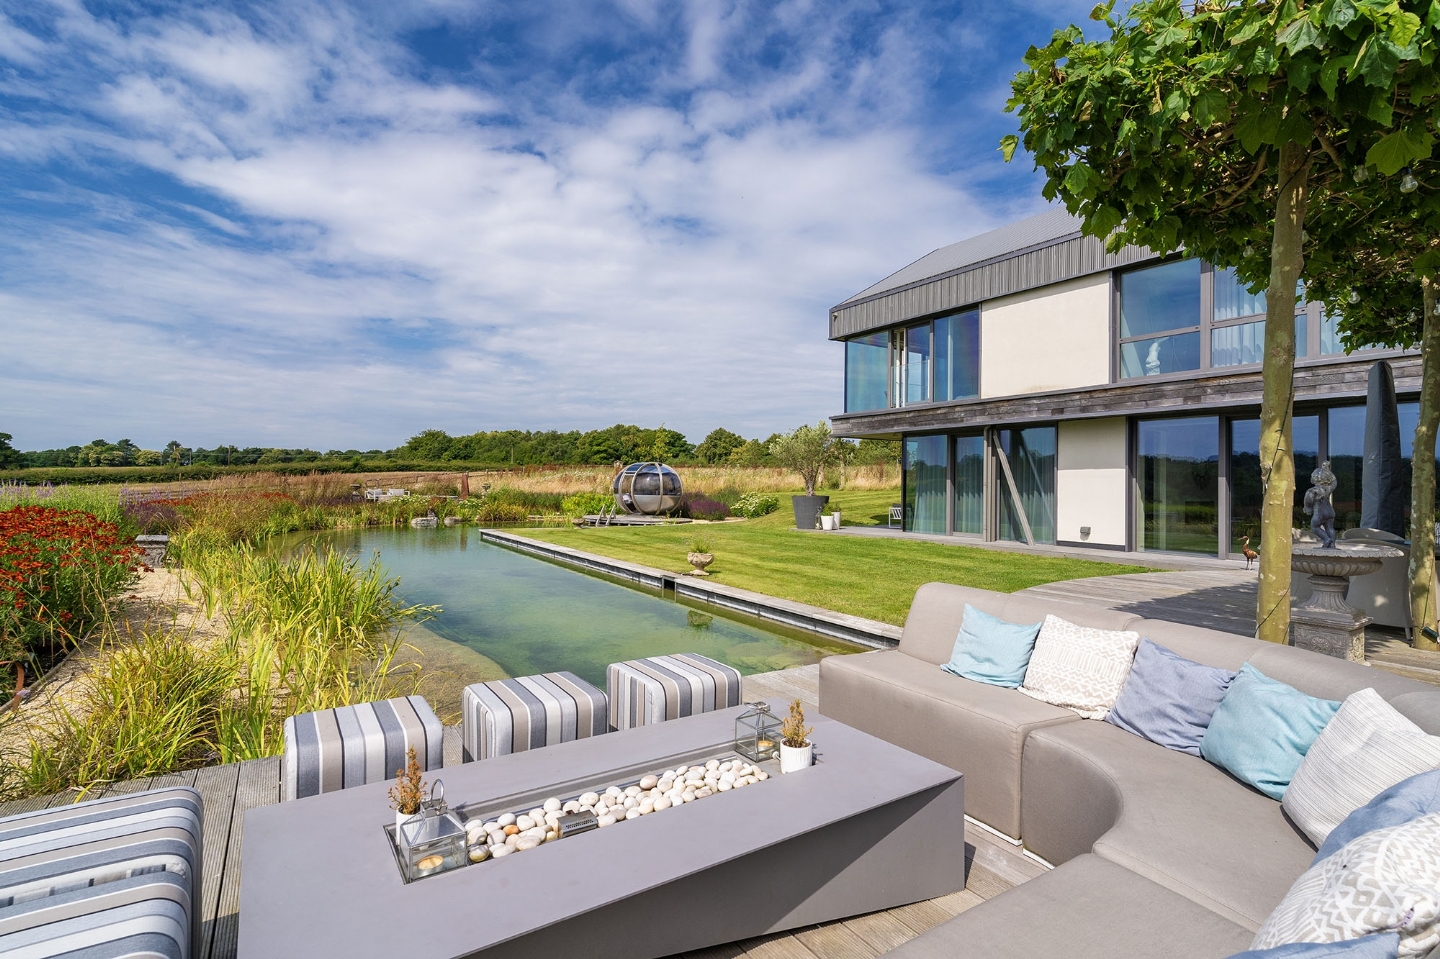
[397,781,468,882]
[734,702,781,762]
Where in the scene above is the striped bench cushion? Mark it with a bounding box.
[0,871,189,959]
[462,672,608,762]
[0,787,202,959]
[281,696,443,802]
[607,653,743,730]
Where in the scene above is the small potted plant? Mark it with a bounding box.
[687,536,714,576]
[388,746,428,834]
[779,699,813,773]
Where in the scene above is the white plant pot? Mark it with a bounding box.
[831,511,841,527]
[779,742,813,774]
[396,810,418,840]
[820,514,836,531]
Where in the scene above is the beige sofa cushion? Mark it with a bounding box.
[1021,719,1316,930]
[819,649,1079,838]
[1018,615,1140,720]
[880,854,1254,959]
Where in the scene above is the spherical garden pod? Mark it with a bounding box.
[613,462,683,515]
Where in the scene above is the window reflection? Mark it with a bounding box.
[997,427,1056,545]
[844,332,888,412]
[1120,259,1201,339]
[903,435,947,534]
[1137,417,1218,554]
[954,434,984,534]
[1120,332,1201,378]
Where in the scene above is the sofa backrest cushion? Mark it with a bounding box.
[1132,618,1262,671]
[941,604,1042,688]
[1245,644,1430,705]
[1105,638,1237,756]
[899,583,1142,666]
[1390,691,1440,736]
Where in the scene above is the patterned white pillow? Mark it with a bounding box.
[1017,615,1140,720]
[1283,688,1440,847]
[1251,811,1440,957]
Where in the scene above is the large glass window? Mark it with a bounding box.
[1329,406,1365,532]
[934,310,980,402]
[844,332,888,412]
[1121,259,1202,338]
[954,433,984,535]
[1120,331,1201,378]
[1211,315,1309,367]
[903,323,931,405]
[997,426,1056,545]
[1138,416,1219,553]
[903,435,947,534]
[1228,415,1319,553]
[1213,267,1267,321]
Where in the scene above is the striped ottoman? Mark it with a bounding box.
[0,786,202,959]
[462,672,609,762]
[607,653,743,730]
[281,695,443,802]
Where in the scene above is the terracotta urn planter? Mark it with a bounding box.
[687,552,714,576]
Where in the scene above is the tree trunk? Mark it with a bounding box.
[1255,141,1311,644]
[1409,277,1440,651]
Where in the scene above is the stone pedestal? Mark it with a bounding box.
[1290,544,1403,662]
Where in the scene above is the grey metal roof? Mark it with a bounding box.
[838,208,1084,306]
[829,207,1156,340]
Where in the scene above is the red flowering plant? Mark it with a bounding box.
[0,506,143,683]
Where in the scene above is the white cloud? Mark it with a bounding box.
[0,0,1046,451]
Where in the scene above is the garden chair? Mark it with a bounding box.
[606,653,742,730]
[461,672,609,762]
[281,695,443,801]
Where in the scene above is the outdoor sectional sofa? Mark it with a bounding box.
[820,582,1440,959]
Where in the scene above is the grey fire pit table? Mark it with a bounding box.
[237,700,966,959]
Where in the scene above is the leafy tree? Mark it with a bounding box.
[695,428,747,465]
[1004,0,1434,642]
[726,439,771,467]
[0,432,18,470]
[133,449,164,466]
[769,422,837,496]
[1304,176,1440,648]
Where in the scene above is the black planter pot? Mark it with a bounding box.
[791,494,830,530]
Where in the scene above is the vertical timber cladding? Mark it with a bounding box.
[979,274,1112,398]
[1056,417,1128,547]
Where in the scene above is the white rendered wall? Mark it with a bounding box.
[980,273,1111,398]
[1056,417,1128,547]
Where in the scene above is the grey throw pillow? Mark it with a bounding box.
[1104,639,1237,756]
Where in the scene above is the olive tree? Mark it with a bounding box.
[769,423,836,497]
[1003,0,1434,642]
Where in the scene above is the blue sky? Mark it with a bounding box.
[1,0,1093,451]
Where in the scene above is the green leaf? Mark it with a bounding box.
[1193,87,1229,124]
[1325,0,1357,29]
[1356,35,1402,86]
[1389,9,1422,48]
[1063,161,1100,196]
[1416,248,1440,276]
[1235,106,1283,153]
[1427,1,1440,29]
[999,134,1020,162]
[1365,125,1436,174]
[1163,89,1188,116]
[1278,16,1322,54]
[1366,89,1394,124]
[1089,204,1123,239]
[1319,57,1344,97]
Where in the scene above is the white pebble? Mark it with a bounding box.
[624,785,642,798]
[545,830,558,842]
[625,809,642,820]
[580,792,600,806]
[606,786,624,798]
[706,759,720,771]
[756,771,768,780]
[563,800,581,814]
[505,834,520,847]
[597,814,617,827]
[717,780,732,791]
[497,813,516,827]
[468,846,490,863]
[528,808,546,823]
[482,820,499,832]
[516,815,535,831]
[682,790,696,802]
[543,797,562,813]
[490,844,513,858]
[545,812,560,827]
[623,796,639,810]
[639,774,659,790]
[515,837,541,851]
[639,801,654,814]
[653,796,671,810]
[696,787,713,798]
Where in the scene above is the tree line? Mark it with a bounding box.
[0,427,899,471]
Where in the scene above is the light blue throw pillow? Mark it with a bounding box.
[1225,933,1400,959]
[941,604,1042,688]
[1313,768,1440,865]
[1105,639,1237,756]
[1200,664,1342,801]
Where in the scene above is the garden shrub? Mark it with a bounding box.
[0,505,141,671]
[561,492,613,517]
[731,492,780,518]
[681,495,730,521]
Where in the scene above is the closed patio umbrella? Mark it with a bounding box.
[1361,360,1405,537]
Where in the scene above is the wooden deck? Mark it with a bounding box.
[0,664,1039,959]
[1018,570,1440,685]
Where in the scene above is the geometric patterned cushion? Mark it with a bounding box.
[1226,933,1401,957]
[606,653,742,731]
[282,696,443,801]
[0,786,203,959]
[1251,811,1440,958]
[461,672,608,762]
[1018,615,1141,720]
[1283,689,1440,848]
[0,871,190,959]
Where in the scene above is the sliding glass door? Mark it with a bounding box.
[954,434,984,535]
[903,435,947,534]
[996,427,1056,545]
[1137,417,1219,553]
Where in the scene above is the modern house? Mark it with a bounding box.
[829,208,1426,560]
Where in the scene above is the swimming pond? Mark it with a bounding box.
[297,527,860,699]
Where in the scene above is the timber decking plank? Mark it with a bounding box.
[839,910,927,954]
[793,919,884,959]
[736,933,823,959]
[191,762,241,959]
[209,757,279,959]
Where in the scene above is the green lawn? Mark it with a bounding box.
[512,488,1156,626]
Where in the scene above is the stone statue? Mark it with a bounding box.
[1303,460,1338,548]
